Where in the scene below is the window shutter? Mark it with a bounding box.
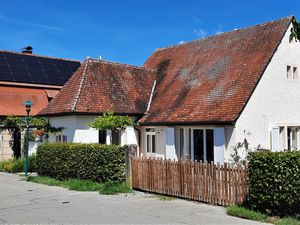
[271,127,280,152]
[166,128,176,159]
[213,128,225,165]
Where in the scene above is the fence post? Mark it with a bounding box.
[125,144,137,188]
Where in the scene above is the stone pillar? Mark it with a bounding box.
[124,144,137,187]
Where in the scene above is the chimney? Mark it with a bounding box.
[21,46,33,54]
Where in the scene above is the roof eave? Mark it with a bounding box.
[37,111,145,117]
[139,120,235,126]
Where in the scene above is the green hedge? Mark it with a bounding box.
[248,151,300,217]
[36,143,125,182]
[0,155,37,173]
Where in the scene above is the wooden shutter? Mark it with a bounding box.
[213,128,225,164]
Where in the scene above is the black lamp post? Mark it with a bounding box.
[25,100,32,176]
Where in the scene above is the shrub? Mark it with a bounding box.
[0,155,37,173]
[247,151,300,217]
[36,143,125,183]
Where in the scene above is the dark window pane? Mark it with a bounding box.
[194,129,204,161]
[206,129,214,163]
[152,135,155,153]
[99,130,106,144]
[146,135,150,152]
[112,130,120,145]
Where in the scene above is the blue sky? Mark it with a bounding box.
[0,0,298,65]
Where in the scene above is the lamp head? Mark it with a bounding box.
[25,100,32,112]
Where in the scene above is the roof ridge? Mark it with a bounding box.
[86,58,157,72]
[72,61,89,111]
[0,49,81,63]
[154,15,293,52]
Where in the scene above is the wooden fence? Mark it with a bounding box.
[131,157,248,206]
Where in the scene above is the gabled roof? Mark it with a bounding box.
[139,16,293,125]
[0,86,56,116]
[0,50,81,86]
[38,59,156,116]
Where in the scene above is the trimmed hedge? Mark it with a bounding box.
[36,143,125,182]
[248,151,300,217]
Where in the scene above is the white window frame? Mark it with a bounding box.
[145,128,156,154]
[191,128,214,162]
[56,135,67,143]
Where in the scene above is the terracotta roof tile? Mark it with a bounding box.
[0,86,53,116]
[38,59,156,116]
[139,16,292,125]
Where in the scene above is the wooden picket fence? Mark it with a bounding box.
[131,157,248,206]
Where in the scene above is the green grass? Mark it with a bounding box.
[226,205,268,222]
[274,218,300,225]
[27,176,131,194]
[226,205,300,225]
[99,180,132,195]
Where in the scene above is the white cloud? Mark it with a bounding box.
[215,24,223,35]
[178,40,185,44]
[193,28,208,38]
[0,13,64,31]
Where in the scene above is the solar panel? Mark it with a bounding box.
[0,51,81,86]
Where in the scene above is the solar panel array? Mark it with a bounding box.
[0,51,81,86]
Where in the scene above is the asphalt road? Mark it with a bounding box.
[0,172,267,224]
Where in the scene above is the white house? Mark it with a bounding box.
[38,59,156,157]
[39,16,300,164]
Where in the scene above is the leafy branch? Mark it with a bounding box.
[290,18,300,42]
[89,111,133,131]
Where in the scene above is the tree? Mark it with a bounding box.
[89,112,134,145]
[89,112,133,131]
[290,18,300,42]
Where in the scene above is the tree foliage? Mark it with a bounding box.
[89,112,133,131]
[290,18,300,42]
[0,116,62,133]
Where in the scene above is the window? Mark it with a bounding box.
[287,65,292,78]
[99,130,106,144]
[287,65,298,79]
[145,128,155,153]
[56,135,67,143]
[192,129,214,162]
[288,127,298,150]
[293,67,298,79]
[111,130,121,145]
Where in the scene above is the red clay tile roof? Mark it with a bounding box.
[0,86,56,116]
[38,59,156,116]
[139,16,292,125]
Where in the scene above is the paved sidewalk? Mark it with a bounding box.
[0,172,267,224]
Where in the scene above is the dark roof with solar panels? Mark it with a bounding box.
[0,47,81,86]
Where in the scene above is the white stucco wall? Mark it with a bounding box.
[234,23,300,152]
[48,115,138,146]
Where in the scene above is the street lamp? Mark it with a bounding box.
[25,100,32,176]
